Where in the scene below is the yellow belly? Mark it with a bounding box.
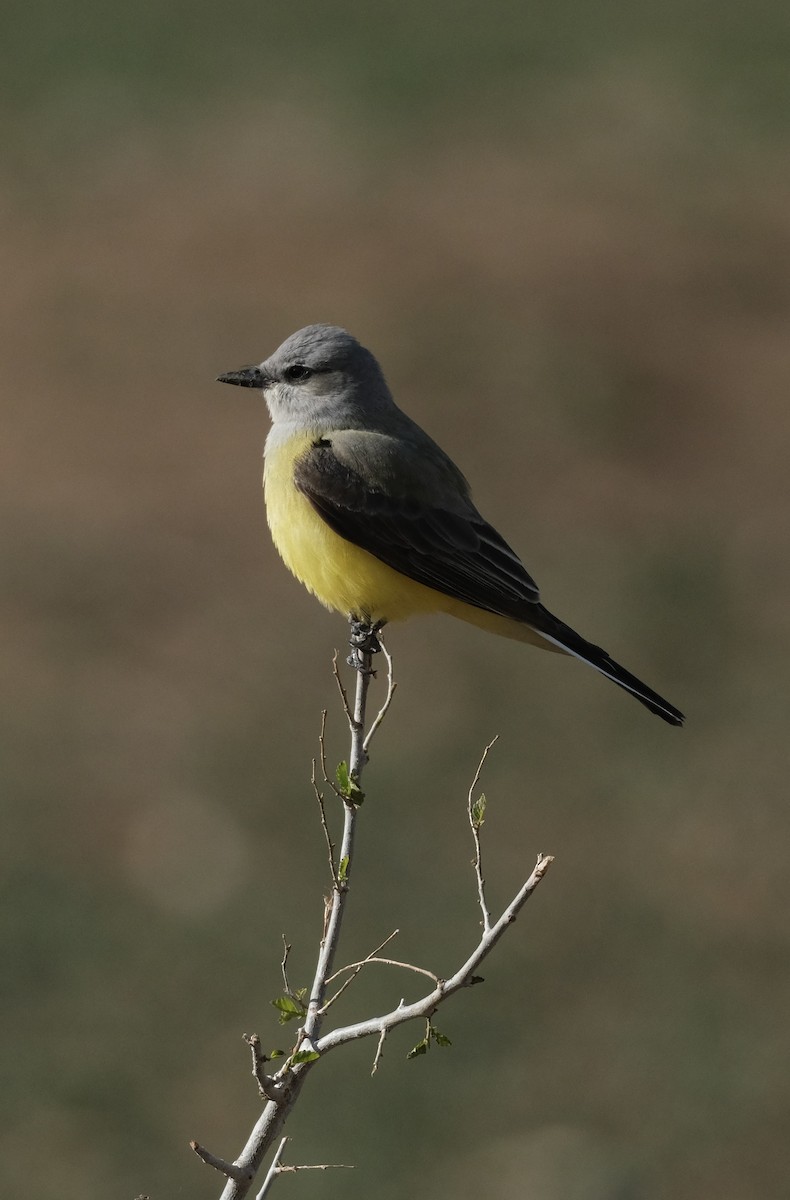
[263,432,450,622]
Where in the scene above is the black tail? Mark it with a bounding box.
[532,605,684,726]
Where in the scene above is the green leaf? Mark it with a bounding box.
[471,793,487,829]
[268,1048,285,1059]
[430,1027,452,1048]
[291,1049,320,1064]
[271,995,306,1023]
[335,761,366,805]
[338,856,350,882]
[271,995,304,1016]
[406,1037,429,1060]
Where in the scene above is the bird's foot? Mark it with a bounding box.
[347,619,383,673]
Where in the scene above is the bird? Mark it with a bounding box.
[218,324,683,726]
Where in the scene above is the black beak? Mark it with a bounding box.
[217,365,268,389]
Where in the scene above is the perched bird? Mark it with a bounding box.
[218,325,683,725]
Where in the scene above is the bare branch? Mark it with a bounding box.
[190,1141,246,1183]
[467,736,499,933]
[202,635,554,1200]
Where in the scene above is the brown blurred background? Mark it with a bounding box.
[3,2,790,1197]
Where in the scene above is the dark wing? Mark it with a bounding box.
[293,436,540,619]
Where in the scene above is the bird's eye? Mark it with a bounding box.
[284,364,312,383]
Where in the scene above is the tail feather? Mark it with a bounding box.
[532,606,684,726]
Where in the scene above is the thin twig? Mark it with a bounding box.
[311,748,339,887]
[322,929,401,1010]
[318,707,345,800]
[280,938,293,998]
[326,955,439,997]
[363,635,396,752]
[324,927,401,983]
[334,955,438,984]
[467,737,498,933]
[331,651,354,724]
[277,1163,355,1173]
[371,1028,387,1075]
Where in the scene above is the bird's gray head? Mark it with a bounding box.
[217,324,396,430]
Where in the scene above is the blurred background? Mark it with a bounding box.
[3,2,790,1197]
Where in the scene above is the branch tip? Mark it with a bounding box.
[190,1140,246,1181]
[535,852,555,879]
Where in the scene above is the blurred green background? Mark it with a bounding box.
[3,2,790,1197]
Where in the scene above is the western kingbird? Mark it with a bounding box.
[218,324,683,725]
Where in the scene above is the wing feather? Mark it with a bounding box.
[293,437,540,619]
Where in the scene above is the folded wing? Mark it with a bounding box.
[293,434,541,619]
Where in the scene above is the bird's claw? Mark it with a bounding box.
[347,619,383,673]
